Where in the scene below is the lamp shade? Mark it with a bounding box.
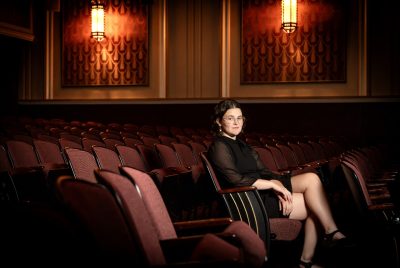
[281,0,297,33]
[91,1,105,41]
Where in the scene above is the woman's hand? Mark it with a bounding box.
[252,179,293,204]
[269,180,293,216]
[278,196,293,216]
[270,180,292,203]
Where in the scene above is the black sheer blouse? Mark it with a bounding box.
[207,136,292,190]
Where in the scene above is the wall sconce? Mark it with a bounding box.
[281,0,297,33]
[91,0,105,41]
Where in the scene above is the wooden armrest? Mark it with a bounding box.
[174,217,233,230]
[367,182,389,188]
[370,192,392,201]
[368,203,395,211]
[218,186,257,194]
[174,217,233,236]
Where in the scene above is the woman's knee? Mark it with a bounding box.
[305,172,322,186]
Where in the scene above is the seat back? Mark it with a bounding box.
[287,142,308,165]
[92,146,122,174]
[119,166,177,240]
[308,141,328,160]
[36,133,59,144]
[33,139,66,165]
[59,138,83,150]
[11,134,34,145]
[200,152,270,249]
[141,136,160,147]
[93,169,166,266]
[265,145,290,171]
[100,131,122,140]
[102,138,124,151]
[275,143,299,169]
[115,144,148,172]
[155,143,181,168]
[0,144,12,172]
[6,140,41,168]
[54,176,140,263]
[123,137,144,147]
[123,123,139,134]
[175,135,191,145]
[171,142,198,167]
[136,144,162,170]
[340,155,372,207]
[253,146,280,172]
[158,135,177,146]
[64,148,98,183]
[81,138,105,152]
[59,133,82,145]
[138,125,157,137]
[0,145,18,201]
[188,141,207,165]
[297,142,319,163]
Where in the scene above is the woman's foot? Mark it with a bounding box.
[322,230,355,248]
[299,259,323,268]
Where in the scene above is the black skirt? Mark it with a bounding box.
[258,176,292,218]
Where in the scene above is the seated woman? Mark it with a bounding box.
[207,99,352,268]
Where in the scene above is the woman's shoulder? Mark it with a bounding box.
[208,136,232,151]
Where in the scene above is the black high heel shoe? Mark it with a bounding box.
[299,260,314,268]
[322,230,355,248]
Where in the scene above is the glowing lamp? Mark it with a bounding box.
[91,1,105,41]
[281,0,297,33]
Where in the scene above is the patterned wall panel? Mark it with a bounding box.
[241,0,346,84]
[62,0,149,87]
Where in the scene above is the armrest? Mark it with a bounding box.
[368,203,395,211]
[174,217,233,236]
[370,192,392,202]
[218,186,257,194]
[367,182,389,188]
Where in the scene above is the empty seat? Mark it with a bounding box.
[54,176,140,264]
[91,170,247,267]
[59,133,82,145]
[91,146,122,174]
[5,140,49,202]
[115,144,148,172]
[81,138,106,152]
[33,139,66,166]
[59,138,83,150]
[117,166,267,267]
[64,148,98,183]
[158,135,177,146]
[252,146,281,172]
[102,138,124,151]
[141,136,160,147]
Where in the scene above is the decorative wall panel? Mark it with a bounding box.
[62,0,149,87]
[241,0,346,84]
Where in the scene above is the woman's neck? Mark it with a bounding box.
[221,133,236,140]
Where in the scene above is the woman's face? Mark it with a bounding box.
[217,107,244,139]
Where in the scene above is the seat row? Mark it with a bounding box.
[52,166,267,267]
[339,144,400,267]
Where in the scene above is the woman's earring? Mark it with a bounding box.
[218,125,222,132]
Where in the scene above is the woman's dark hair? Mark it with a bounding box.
[211,99,245,135]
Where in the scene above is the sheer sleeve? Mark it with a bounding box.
[208,140,257,187]
[250,147,290,180]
